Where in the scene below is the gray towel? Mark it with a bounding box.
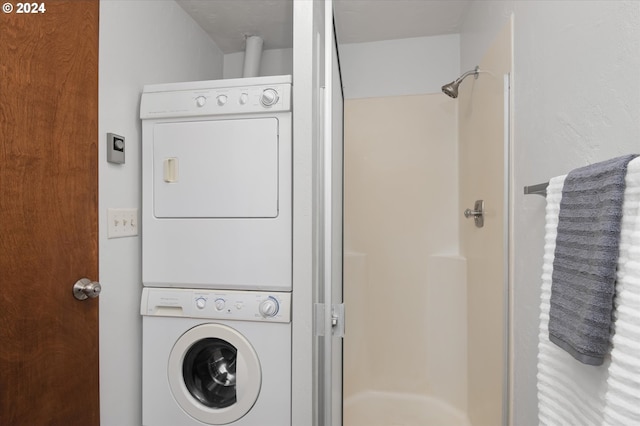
[549,154,639,366]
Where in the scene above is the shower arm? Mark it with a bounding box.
[454,66,480,85]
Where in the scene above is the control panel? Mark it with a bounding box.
[141,288,291,323]
[140,80,292,119]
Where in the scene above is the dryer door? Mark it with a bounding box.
[153,118,279,218]
[168,324,262,425]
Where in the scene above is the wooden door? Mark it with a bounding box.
[0,1,100,425]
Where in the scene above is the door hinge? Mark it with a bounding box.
[314,303,345,337]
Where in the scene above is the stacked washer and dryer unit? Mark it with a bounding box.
[140,75,293,426]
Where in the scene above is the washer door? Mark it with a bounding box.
[168,324,262,425]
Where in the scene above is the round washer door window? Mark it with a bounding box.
[168,324,262,425]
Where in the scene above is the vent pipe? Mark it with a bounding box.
[242,35,263,78]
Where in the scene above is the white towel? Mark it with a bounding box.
[537,175,610,426]
[603,157,640,425]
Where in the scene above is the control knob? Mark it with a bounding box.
[260,88,279,107]
[258,296,280,318]
[195,297,207,309]
[214,298,226,311]
[217,95,228,106]
[195,96,206,107]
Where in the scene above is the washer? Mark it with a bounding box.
[140,75,292,291]
[141,287,291,426]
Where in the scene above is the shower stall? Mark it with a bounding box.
[342,21,513,426]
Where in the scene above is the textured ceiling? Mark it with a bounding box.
[176,0,472,54]
[335,0,471,44]
[176,0,293,54]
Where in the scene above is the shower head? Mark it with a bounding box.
[441,66,480,99]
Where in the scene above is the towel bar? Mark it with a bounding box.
[524,182,548,197]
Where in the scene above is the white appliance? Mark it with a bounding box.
[140,76,292,291]
[141,287,291,426]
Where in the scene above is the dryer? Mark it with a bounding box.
[141,287,291,426]
[140,76,292,291]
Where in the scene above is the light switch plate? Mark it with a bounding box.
[107,208,138,238]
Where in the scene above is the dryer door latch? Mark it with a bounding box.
[314,303,345,338]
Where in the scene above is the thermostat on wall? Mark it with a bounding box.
[107,133,125,164]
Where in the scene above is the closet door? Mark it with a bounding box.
[0,1,100,425]
[322,5,345,425]
[292,0,344,424]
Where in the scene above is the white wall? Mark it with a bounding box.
[223,47,293,78]
[339,34,460,99]
[169,19,461,95]
[460,2,640,424]
[98,2,223,425]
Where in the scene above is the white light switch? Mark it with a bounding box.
[107,208,138,238]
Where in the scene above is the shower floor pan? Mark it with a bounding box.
[344,390,471,426]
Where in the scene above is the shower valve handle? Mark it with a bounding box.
[464,200,485,228]
[464,208,482,218]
